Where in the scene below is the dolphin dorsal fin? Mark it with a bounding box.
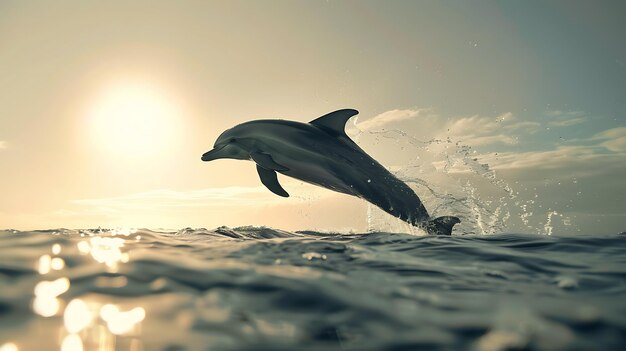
[309,109,359,136]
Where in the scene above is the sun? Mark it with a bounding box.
[86,81,181,159]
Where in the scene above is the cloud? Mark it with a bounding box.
[504,121,543,130]
[462,134,518,146]
[73,182,336,211]
[545,110,584,117]
[592,126,626,140]
[356,108,430,130]
[545,110,587,127]
[444,112,539,146]
[0,141,6,149]
[448,112,513,132]
[354,108,622,173]
[481,146,605,171]
[592,127,626,152]
[356,108,540,148]
[602,138,626,152]
[475,126,626,171]
[548,117,587,127]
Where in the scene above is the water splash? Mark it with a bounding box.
[356,128,575,235]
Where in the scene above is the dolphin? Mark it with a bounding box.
[201,109,460,235]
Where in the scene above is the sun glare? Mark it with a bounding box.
[87,81,181,159]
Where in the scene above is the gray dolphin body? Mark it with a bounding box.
[201,109,460,235]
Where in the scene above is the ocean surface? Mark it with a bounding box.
[1,227,625,351]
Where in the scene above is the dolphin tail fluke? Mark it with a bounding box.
[424,216,461,235]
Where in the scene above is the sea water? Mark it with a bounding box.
[1,228,625,351]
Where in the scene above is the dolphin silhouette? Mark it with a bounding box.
[201,109,460,235]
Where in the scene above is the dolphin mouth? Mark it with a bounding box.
[201,145,227,161]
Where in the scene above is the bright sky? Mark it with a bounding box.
[1,1,624,234]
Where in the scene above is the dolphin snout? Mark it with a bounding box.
[201,147,222,161]
[201,143,249,161]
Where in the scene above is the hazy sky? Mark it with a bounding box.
[1,1,624,234]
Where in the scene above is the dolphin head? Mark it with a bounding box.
[201,127,250,162]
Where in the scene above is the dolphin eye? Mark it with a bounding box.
[230,138,236,143]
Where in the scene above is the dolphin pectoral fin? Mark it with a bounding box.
[250,152,289,172]
[256,165,289,197]
[309,109,359,136]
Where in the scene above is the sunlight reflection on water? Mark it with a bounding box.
[60,334,83,351]
[33,277,69,317]
[30,228,145,351]
[100,305,146,335]
[83,237,129,270]
[37,254,65,274]
[64,299,93,333]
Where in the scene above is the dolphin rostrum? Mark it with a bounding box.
[201,109,460,235]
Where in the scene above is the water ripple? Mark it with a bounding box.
[1,228,625,350]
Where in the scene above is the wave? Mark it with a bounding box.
[1,228,625,350]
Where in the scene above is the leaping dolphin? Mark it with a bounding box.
[201,109,460,235]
